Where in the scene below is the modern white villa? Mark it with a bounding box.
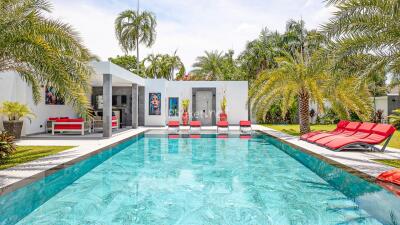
[0,61,248,137]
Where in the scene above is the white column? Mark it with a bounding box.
[132,83,138,129]
[103,74,112,138]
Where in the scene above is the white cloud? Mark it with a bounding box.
[49,0,333,70]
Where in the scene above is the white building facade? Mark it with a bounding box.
[0,61,249,136]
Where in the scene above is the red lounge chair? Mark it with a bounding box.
[240,120,252,133]
[377,169,400,186]
[190,121,201,133]
[217,121,229,133]
[314,122,376,146]
[324,123,396,151]
[305,121,361,143]
[168,120,180,133]
[300,120,350,140]
[52,118,90,135]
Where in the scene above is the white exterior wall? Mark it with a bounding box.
[144,80,249,126]
[0,72,77,136]
[144,79,168,126]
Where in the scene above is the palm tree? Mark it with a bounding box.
[323,0,400,84]
[115,6,156,77]
[192,50,224,80]
[239,28,283,81]
[250,49,372,134]
[143,53,185,80]
[0,0,93,113]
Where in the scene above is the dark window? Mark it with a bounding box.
[112,95,118,106]
[121,95,127,105]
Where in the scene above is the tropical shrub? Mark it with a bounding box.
[0,101,35,121]
[389,109,400,129]
[220,96,227,113]
[0,132,16,159]
[182,99,190,112]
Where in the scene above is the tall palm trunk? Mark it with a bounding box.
[299,89,310,135]
[136,37,140,76]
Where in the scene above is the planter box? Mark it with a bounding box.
[3,121,23,139]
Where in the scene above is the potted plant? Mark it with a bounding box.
[220,96,227,121]
[0,101,35,139]
[0,132,16,159]
[182,99,190,126]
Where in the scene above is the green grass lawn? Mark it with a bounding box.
[0,146,75,170]
[372,159,400,168]
[263,124,400,149]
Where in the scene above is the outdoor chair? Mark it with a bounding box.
[239,120,252,133]
[189,121,201,134]
[168,121,180,134]
[217,121,229,133]
[300,120,350,140]
[304,121,361,142]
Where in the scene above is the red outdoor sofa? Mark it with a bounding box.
[300,120,396,152]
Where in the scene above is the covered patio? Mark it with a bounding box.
[90,61,145,138]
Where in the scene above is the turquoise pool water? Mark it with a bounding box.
[0,132,399,224]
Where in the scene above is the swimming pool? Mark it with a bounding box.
[0,132,399,224]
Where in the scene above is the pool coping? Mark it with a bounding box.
[0,128,150,196]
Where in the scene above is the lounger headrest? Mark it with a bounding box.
[344,122,361,131]
[371,124,396,136]
[357,122,376,132]
[337,120,350,128]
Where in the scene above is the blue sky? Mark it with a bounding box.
[51,0,334,70]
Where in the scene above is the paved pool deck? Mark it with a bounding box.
[1,125,399,196]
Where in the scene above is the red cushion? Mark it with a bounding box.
[377,169,400,186]
[217,121,229,127]
[190,121,201,127]
[240,121,251,127]
[168,121,180,127]
[344,122,361,131]
[54,118,84,130]
[337,120,350,129]
[112,122,118,127]
[112,116,117,120]
[357,122,376,133]
[54,124,82,130]
[371,124,396,136]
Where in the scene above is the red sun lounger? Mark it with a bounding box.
[239,120,252,133]
[306,121,361,143]
[168,120,180,133]
[314,122,376,146]
[377,169,400,186]
[190,121,201,133]
[217,121,229,133]
[324,123,396,152]
[300,120,349,140]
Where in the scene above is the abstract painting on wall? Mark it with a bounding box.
[45,86,64,105]
[168,97,179,117]
[149,93,161,115]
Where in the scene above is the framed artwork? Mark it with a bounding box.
[149,93,161,115]
[45,86,64,105]
[168,97,179,117]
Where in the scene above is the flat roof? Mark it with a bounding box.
[90,61,145,86]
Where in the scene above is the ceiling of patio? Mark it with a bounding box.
[89,61,145,87]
